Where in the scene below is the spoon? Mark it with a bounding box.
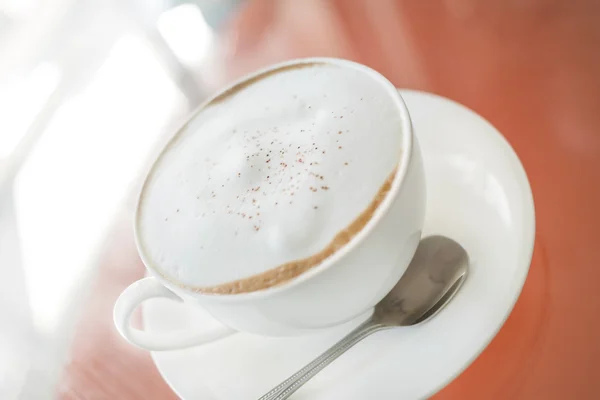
[258,235,469,400]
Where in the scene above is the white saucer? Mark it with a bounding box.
[143,90,535,400]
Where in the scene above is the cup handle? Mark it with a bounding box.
[113,277,236,351]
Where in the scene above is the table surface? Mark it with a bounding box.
[30,0,600,398]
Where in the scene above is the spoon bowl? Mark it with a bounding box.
[375,235,469,326]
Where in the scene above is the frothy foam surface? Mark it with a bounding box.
[138,62,404,293]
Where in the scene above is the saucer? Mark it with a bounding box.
[143,90,535,399]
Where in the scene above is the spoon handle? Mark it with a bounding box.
[258,317,385,400]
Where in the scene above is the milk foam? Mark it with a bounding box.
[138,62,404,291]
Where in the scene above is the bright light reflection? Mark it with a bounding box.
[0,0,36,19]
[448,154,512,226]
[14,33,186,334]
[483,173,512,226]
[157,3,214,67]
[0,62,61,160]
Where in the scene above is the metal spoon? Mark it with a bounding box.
[258,235,469,400]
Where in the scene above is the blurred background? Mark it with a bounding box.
[1,0,599,399]
[0,1,244,398]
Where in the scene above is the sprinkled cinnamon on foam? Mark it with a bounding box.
[138,62,404,293]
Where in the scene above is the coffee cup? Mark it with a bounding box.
[113,58,425,351]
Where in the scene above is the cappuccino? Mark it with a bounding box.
[137,61,404,294]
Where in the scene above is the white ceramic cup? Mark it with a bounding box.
[113,58,426,351]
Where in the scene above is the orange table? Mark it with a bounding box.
[60,1,600,398]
